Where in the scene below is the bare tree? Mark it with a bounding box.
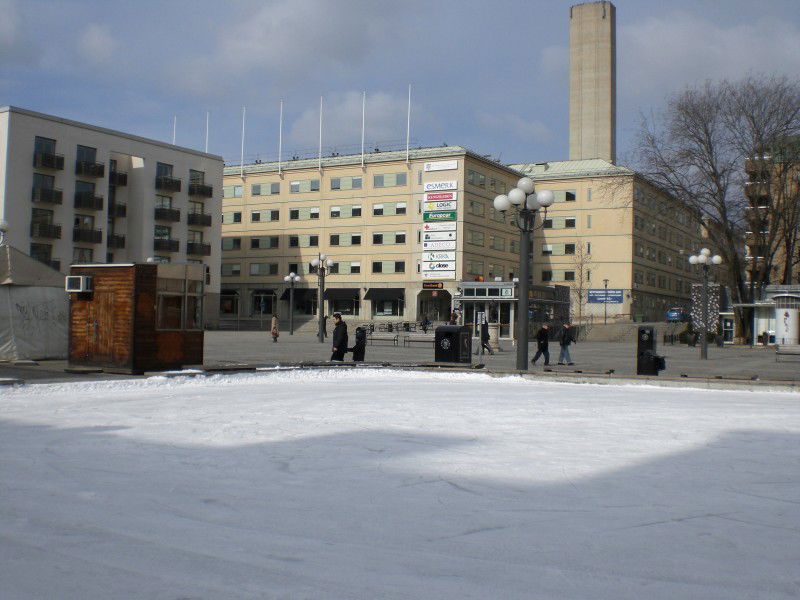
[636,76,800,334]
[570,241,594,324]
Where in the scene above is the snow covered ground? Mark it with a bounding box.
[1,370,799,599]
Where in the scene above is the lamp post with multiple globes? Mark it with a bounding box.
[283,272,301,335]
[688,248,723,360]
[493,177,554,370]
[310,253,334,343]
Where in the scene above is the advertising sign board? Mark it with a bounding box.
[424,160,458,172]
[422,251,455,262]
[422,240,456,250]
[423,180,458,192]
[422,222,456,232]
[423,211,457,222]
[424,200,457,211]
[423,231,456,241]
[424,191,457,202]
[423,270,455,280]
[422,281,444,289]
[588,289,624,304]
[422,261,456,271]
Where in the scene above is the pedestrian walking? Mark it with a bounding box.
[330,312,348,362]
[557,323,575,365]
[480,321,494,355]
[531,324,550,365]
[270,313,279,343]
[420,315,431,334]
[349,326,367,361]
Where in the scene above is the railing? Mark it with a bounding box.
[30,222,62,239]
[109,202,127,217]
[154,238,179,252]
[31,187,63,204]
[75,161,105,177]
[188,183,213,197]
[155,175,181,192]
[74,192,104,210]
[33,151,64,170]
[109,171,128,186]
[187,242,211,256]
[73,228,103,243]
[154,207,181,221]
[187,212,212,226]
[107,234,126,249]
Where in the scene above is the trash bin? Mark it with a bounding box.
[435,325,472,363]
[637,325,666,376]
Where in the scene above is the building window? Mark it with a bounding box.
[156,162,173,178]
[221,263,241,277]
[371,261,405,274]
[373,172,407,188]
[289,179,320,193]
[251,209,279,222]
[350,261,361,274]
[373,204,384,216]
[189,169,205,184]
[467,230,485,246]
[467,169,486,188]
[73,247,93,263]
[222,211,242,224]
[251,236,278,249]
[467,260,484,276]
[330,176,362,190]
[155,194,172,209]
[542,270,553,282]
[222,238,241,251]
[251,182,280,196]
[154,224,171,240]
[249,263,279,276]
[223,185,243,198]
[330,234,340,246]
[468,200,485,216]
[35,136,56,154]
[77,145,97,163]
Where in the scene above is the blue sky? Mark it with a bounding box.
[2,0,799,166]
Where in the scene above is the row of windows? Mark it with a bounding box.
[223,231,407,250]
[635,243,700,273]
[634,214,696,246]
[222,202,407,224]
[634,270,692,293]
[223,172,408,199]
[222,260,405,277]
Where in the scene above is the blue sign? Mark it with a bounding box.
[588,289,624,304]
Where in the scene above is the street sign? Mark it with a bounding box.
[422,281,444,289]
[422,251,455,262]
[423,180,457,192]
[424,200,457,211]
[423,211,457,222]
[422,240,456,250]
[423,231,456,241]
[588,289,624,303]
[422,221,456,232]
[424,191,457,202]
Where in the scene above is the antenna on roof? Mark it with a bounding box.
[278,100,284,176]
[361,91,366,168]
[172,116,177,145]
[239,106,246,177]
[405,84,412,164]
[204,111,209,153]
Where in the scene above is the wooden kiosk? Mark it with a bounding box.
[68,263,204,373]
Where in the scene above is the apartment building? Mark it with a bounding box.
[221,146,539,331]
[0,106,223,323]
[511,159,706,322]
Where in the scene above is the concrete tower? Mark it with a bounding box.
[569,1,616,163]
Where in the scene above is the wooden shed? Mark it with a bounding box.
[68,263,204,373]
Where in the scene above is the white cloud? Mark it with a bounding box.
[287,90,437,150]
[77,24,117,65]
[475,111,554,143]
[619,12,800,100]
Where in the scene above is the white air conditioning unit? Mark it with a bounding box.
[65,275,93,293]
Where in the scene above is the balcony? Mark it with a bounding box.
[187,212,212,226]
[74,191,104,210]
[155,175,181,192]
[153,238,179,252]
[109,171,128,186]
[30,222,62,239]
[75,160,105,177]
[187,241,211,256]
[33,151,64,170]
[154,207,181,222]
[188,183,213,197]
[107,234,126,249]
[109,201,127,218]
[73,228,103,244]
[744,155,772,172]
[31,186,63,204]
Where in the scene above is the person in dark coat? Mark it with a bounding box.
[531,324,550,366]
[480,321,494,355]
[557,323,575,365]
[420,315,431,334]
[349,326,367,361]
[330,312,348,361]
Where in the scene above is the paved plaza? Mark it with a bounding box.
[1,330,798,386]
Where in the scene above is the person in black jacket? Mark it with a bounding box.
[557,323,575,365]
[349,326,367,361]
[330,313,348,361]
[480,321,494,355]
[531,324,550,366]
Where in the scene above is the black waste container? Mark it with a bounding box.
[637,325,666,375]
[435,325,472,363]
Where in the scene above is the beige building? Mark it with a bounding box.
[221,147,543,333]
[569,1,616,163]
[0,106,223,322]
[512,159,706,322]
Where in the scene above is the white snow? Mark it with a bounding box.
[1,370,799,599]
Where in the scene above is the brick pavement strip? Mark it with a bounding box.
[1,331,798,389]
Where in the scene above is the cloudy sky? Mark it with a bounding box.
[2,0,799,166]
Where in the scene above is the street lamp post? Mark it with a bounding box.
[494,177,554,370]
[603,278,609,325]
[310,253,334,343]
[689,248,723,360]
[0,220,8,246]
[283,272,301,335]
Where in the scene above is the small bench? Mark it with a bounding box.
[403,334,435,347]
[368,333,399,346]
[775,344,800,362]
